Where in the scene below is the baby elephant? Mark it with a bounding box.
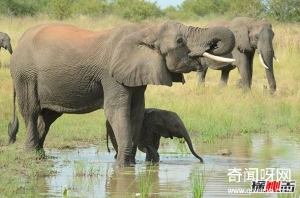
[106,108,203,163]
[0,32,13,54]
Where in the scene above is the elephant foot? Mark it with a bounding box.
[145,154,159,164]
[145,161,159,166]
[235,79,243,88]
[24,147,46,159]
[114,154,135,168]
[129,156,136,166]
[36,148,46,159]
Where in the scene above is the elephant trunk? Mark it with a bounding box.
[6,43,13,54]
[258,41,276,92]
[187,26,235,59]
[181,129,203,163]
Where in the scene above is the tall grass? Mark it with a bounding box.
[136,165,154,197]
[1,15,300,149]
[191,166,213,198]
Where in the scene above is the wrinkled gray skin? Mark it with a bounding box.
[8,20,235,168]
[198,17,276,93]
[0,32,13,54]
[106,108,203,164]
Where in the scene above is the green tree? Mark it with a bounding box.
[226,0,265,18]
[112,0,163,22]
[48,0,73,20]
[264,0,300,22]
[179,0,229,19]
[163,6,181,20]
[0,0,40,16]
[72,0,109,16]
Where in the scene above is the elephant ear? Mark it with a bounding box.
[229,19,252,53]
[109,25,185,87]
[144,109,172,139]
[151,110,173,139]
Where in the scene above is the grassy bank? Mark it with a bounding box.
[0,15,300,196]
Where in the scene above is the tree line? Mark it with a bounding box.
[1,0,299,22]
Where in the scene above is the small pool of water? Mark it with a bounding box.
[36,133,300,197]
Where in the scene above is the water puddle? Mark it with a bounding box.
[37,133,300,197]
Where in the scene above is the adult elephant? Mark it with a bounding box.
[0,32,13,54]
[8,20,235,168]
[106,108,203,163]
[198,17,277,92]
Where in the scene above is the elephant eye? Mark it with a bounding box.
[177,38,183,44]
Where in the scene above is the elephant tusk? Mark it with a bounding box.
[274,54,279,62]
[259,53,269,69]
[202,52,235,63]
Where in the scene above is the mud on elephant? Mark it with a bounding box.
[198,17,277,93]
[8,20,234,168]
[106,108,203,164]
[0,32,13,54]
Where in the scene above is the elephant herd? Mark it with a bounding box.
[4,17,277,168]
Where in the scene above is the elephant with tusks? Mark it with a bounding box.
[198,17,277,93]
[8,20,235,168]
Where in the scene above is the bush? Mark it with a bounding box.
[72,0,109,17]
[48,0,73,20]
[112,0,163,22]
[0,0,39,16]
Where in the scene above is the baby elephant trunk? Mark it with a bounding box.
[182,131,203,163]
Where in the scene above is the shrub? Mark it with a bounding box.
[48,0,73,20]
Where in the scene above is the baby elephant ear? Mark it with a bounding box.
[109,25,175,87]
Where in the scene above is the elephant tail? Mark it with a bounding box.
[106,130,111,153]
[8,87,19,144]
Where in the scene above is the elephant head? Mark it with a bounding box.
[0,32,13,54]
[109,20,235,87]
[229,17,277,91]
[142,109,203,163]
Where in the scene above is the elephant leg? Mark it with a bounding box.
[248,53,255,86]
[16,81,40,150]
[38,109,62,148]
[219,70,230,86]
[103,78,146,168]
[105,106,132,168]
[235,52,252,90]
[145,145,159,163]
[197,67,208,87]
[129,89,146,164]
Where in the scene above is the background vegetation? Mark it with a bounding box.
[1,0,300,22]
[0,1,300,196]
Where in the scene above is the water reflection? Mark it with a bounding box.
[38,134,300,197]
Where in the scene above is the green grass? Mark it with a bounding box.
[74,160,102,177]
[0,15,300,197]
[191,166,213,198]
[136,165,154,197]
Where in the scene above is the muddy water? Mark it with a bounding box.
[37,134,300,197]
